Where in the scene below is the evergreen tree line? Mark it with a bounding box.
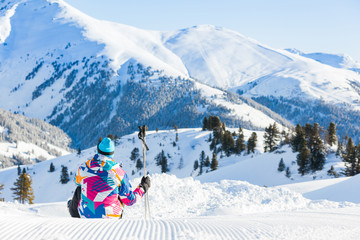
[2,163,73,203]
[338,137,360,176]
[193,150,218,175]
[291,123,327,175]
[252,96,360,145]
[203,116,258,158]
[130,147,144,172]
[289,121,359,177]
[0,108,72,168]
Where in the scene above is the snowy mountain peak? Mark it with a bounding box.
[1,0,360,146]
[285,48,360,72]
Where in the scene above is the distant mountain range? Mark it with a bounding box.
[285,48,360,73]
[1,0,360,147]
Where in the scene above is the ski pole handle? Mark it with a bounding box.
[138,125,149,151]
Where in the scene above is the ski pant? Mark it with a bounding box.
[68,186,81,218]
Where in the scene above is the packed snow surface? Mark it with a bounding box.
[0,129,360,239]
[0,174,359,240]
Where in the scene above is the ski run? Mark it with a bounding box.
[1,128,360,239]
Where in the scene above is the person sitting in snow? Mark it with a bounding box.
[67,135,150,219]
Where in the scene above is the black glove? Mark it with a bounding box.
[139,176,151,193]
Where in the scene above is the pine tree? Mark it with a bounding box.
[285,167,291,178]
[193,160,199,171]
[60,166,70,184]
[210,153,218,171]
[199,162,203,176]
[199,151,206,175]
[212,127,223,145]
[130,147,140,162]
[281,130,291,145]
[327,166,339,178]
[221,122,226,132]
[356,144,360,175]
[247,132,257,154]
[303,123,313,140]
[17,165,21,175]
[210,138,216,151]
[207,116,213,130]
[343,138,357,176]
[77,148,81,156]
[155,150,168,173]
[178,157,184,169]
[208,134,212,142]
[291,124,304,152]
[278,158,285,172]
[297,136,311,176]
[174,125,178,132]
[202,117,208,130]
[136,158,143,171]
[0,183,4,196]
[209,116,222,130]
[11,172,34,204]
[234,128,246,155]
[308,123,326,172]
[204,156,210,167]
[263,122,281,152]
[176,133,179,142]
[161,156,168,173]
[222,131,235,156]
[336,140,344,157]
[327,122,337,146]
[49,162,55,172]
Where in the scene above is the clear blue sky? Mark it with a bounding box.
[64,0,360,61]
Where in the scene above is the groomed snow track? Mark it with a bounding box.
[2,209,360,240]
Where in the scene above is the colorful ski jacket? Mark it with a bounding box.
[74,154,144,218]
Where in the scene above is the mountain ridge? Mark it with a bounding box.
[1,0,360,146]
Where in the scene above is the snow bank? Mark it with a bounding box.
[123,174,354,219]
[0,173,355,221]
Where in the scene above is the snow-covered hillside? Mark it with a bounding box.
[1,0,360,147]
[1,180,360,240]
[0,128,350,203]
[0,0,292,148]
[285,48,360,73]
[162,26,360,114]
[0,128,359,239]
[0,108,72,168]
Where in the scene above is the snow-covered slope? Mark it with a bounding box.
[282,174,360,204]
[0,170,359,239]
[0,0,292,148]
[286,48,360,73]
[0,108,72,168]
[162,26,360,110]
[0,128,359,239]
[163,25,291,89]
[1,185,359,240]
[0,127,350,204]
[1,0,360,146]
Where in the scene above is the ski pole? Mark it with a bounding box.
[138,125,151,220]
